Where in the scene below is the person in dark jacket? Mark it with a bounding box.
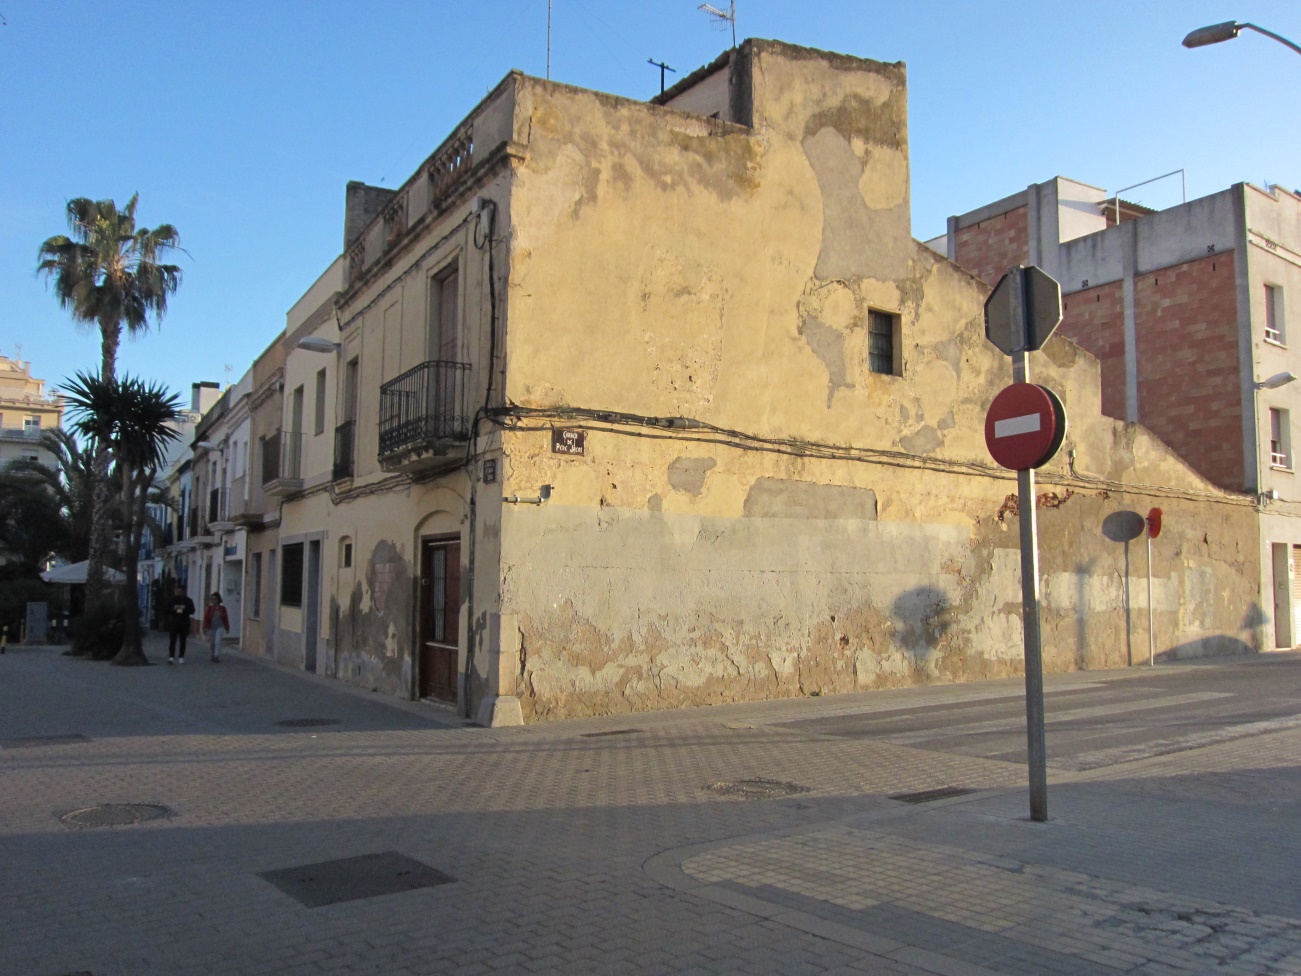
[167,584,196,664]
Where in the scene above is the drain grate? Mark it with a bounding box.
[580,728,641,738]
[889,786,975,804]
[704,779,810,800]
[274,718,341,728]
[59,803,174,828]
[260,851,455,908]
[2,733,90,749]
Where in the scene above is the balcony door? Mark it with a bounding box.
[418,537,460,702]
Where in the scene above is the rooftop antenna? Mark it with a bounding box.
[698,1,737,48]
[546,0,552,80]
[647,58,677,95]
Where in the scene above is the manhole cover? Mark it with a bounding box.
[889,786,975,804]
[59,803,174,828]
[274,718,341,728]
[580,728,641,738]
[2,733,90,749]
[704,779,809,800]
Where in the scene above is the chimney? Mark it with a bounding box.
[344,181,397,250]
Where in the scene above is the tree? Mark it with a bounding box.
[0,465,66,573]
[62,372,180,665]
[36,195,182,603]
[6,428,99,564]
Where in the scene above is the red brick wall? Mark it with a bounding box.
[1060,281,1126,420]
[953,206,1029,287]
[1134,253,1243,491]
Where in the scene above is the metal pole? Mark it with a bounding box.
[1011,268,1048,823]
[1147,531,1155,666]
[546,0,552,80]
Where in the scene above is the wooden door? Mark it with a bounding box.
[419,539,461,701]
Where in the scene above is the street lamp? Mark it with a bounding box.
[297,337,341,353]
[1256,371,1297,391]
[1183,21,1301,57]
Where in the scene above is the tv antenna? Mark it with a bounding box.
[546,0,552,79]
[698,2,736,48]
[647,58,677,95]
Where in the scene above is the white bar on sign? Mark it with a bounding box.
[995,413,1041,438]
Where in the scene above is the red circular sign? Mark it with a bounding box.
[985,383,1063,470]
[1146,507,1163,539]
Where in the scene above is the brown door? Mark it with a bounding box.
[419,538,461,701]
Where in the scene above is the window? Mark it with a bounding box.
[314,368,327,435]
[1265,285,1286,344]
[291,385,305,434]
[430,263,460,362]
[344,358,360,421]
[340,537,353,569]
[250,553,262,618]
[280,542,304,607]
[1271,408,1292,469]
[868,310,900,375]
[24,415,40,431]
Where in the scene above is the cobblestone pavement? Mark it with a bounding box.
[3,635,1300,976]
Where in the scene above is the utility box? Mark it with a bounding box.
[25,602,48,644]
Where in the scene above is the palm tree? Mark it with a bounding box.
[62,372,180,665]
[7,428,99,563]
[36,195,182,602]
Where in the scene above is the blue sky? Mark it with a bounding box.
[2,1,1299,402]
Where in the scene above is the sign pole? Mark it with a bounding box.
[1010,269,1049,823]
[1147,530,1155,667]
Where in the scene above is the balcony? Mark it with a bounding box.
[334,420,356,480]
[378,360,471,473]
[207,487,235,533]
[188,505,215,547]
[0,426,43,444]
[226,474,264,530]
[262,430,304,496]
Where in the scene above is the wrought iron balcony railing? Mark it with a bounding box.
[261,430,304,494]
[378,360,471,468]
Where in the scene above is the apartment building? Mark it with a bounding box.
[231,40,1259,724]
[0,356,63,468]
[930,176,1301,647]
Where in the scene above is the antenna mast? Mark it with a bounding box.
[647,58,677,95]
[698,1,736,48]
[546,0,552,79]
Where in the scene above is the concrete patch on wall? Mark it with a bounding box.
[800,316,852,406]
[331,539,413,697]
[668,457,717,495]
[742,478,877,519]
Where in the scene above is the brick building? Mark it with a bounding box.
[929,177,1301,647]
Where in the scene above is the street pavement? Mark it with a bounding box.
[3,632,1301,976]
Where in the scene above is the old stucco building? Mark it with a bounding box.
[237,40,1259,724]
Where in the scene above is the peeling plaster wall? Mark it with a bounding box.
[491,40,1261,722]
[500,434,1258,721]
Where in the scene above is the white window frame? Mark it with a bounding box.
[1265,283,1286,345]
[1271,407,1292,469]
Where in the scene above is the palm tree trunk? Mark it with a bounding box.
[113,466,149,665]
[83,326,121,612]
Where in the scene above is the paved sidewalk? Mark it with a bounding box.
[2,633,1300,975]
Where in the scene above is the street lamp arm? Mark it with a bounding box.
[1240,22,1301,58]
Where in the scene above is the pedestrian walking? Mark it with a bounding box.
[202,593,230,663]
[167,584,195,664]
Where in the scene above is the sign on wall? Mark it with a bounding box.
[551,429,586,456]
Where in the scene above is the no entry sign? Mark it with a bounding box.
[985,383,1066,470]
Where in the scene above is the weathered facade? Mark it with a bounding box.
[931,176,1301,649]
[245,40,1260,724]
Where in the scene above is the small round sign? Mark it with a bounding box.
[985,383,1066,470]
[1146,508,1163,539]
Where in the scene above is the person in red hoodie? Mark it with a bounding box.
[201,592,230,663]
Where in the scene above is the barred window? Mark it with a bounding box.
[868,310,899,375]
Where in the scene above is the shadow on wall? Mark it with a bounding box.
[1158,637,1255,662]
[891,586,954,664]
